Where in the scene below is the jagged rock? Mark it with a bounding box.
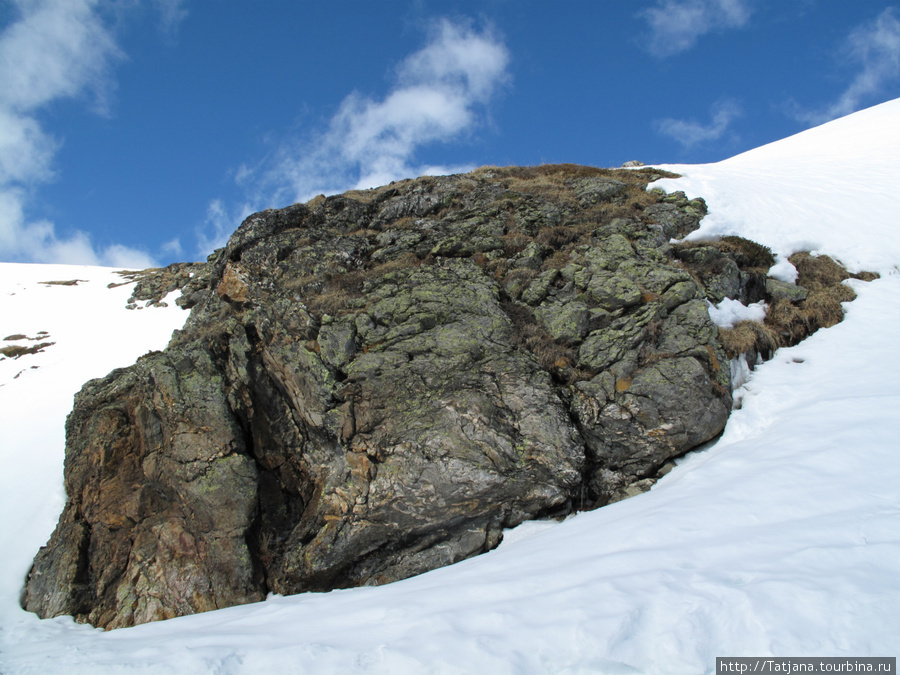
[24,164,739,629]
[644,201,706,239]
[113,262,206,307]
[570,177,627,204]
[672,245,741,303]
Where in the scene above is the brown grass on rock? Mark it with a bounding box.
[789,252,849,290]
[536,226,580,250]
[718,321,780,359]
[715,236,775,269]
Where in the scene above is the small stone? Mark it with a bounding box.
[766,278,809,302]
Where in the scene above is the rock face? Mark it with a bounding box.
[24,165,738,628]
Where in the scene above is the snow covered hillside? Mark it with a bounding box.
[2,100,899,674]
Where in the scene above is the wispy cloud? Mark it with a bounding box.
[196,198,255,258]
[199,18,510,256]
[152,0,189,43]
[793,8,900,126]
[655,99,743,148]
[639,0,752,57]
[0,0,156,268]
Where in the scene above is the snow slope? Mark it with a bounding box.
[0,266,189,622]
[2,100,899,674]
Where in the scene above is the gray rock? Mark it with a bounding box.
[571,177,627,204]
[671,245,741,302]
[766,278,808,302]
[587,272,642,311]
[535,300,591,342]
[24,164,737,629]
[644,202,704,239]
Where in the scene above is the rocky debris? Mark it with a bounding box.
[23,164,868,630]
[112,263,207,309]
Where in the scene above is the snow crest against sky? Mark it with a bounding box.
[1,0,900,267]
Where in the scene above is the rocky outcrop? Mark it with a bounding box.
[110,263,207,309]
[25,165,748,628]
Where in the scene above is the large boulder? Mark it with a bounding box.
[24,165,735,628]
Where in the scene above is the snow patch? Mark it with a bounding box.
[768,255,798,283]
[707,297,767,328]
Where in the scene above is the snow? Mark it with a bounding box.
[653,98,900,275]
[2,99,900,673]
[707,298,767,329]
[728,354,754,397]
[767,256,798,284]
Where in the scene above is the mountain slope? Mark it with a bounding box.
[2,100,899,674]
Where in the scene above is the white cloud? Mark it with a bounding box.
[655,99,742,148]
[794,8,900,126]
[0,0,120,112]
[640,0,752,57]
[199,18,510,256]
[0,0,157,268]
[0,109,57,186]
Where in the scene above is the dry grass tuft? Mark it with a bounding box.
[503,233,532,255]
[305,194,327,209]
[303,253,422,315]
[536,226,580,249]
[714,236,775,269]
[789,252,849,290]
[766,299,809,343]
[542,249,573,271]
[803,286,855,327]
[852,270,880,282]
[763,282,856,349]
[718,321,781,359]
[469,164,678,211]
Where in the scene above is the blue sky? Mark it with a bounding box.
[2,0,899,268]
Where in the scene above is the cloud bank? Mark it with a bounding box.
[655,99,742,148]
[200,19,510,256]
[0,0,157,268]
[795,8,900,126]
[639,0,752,57]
